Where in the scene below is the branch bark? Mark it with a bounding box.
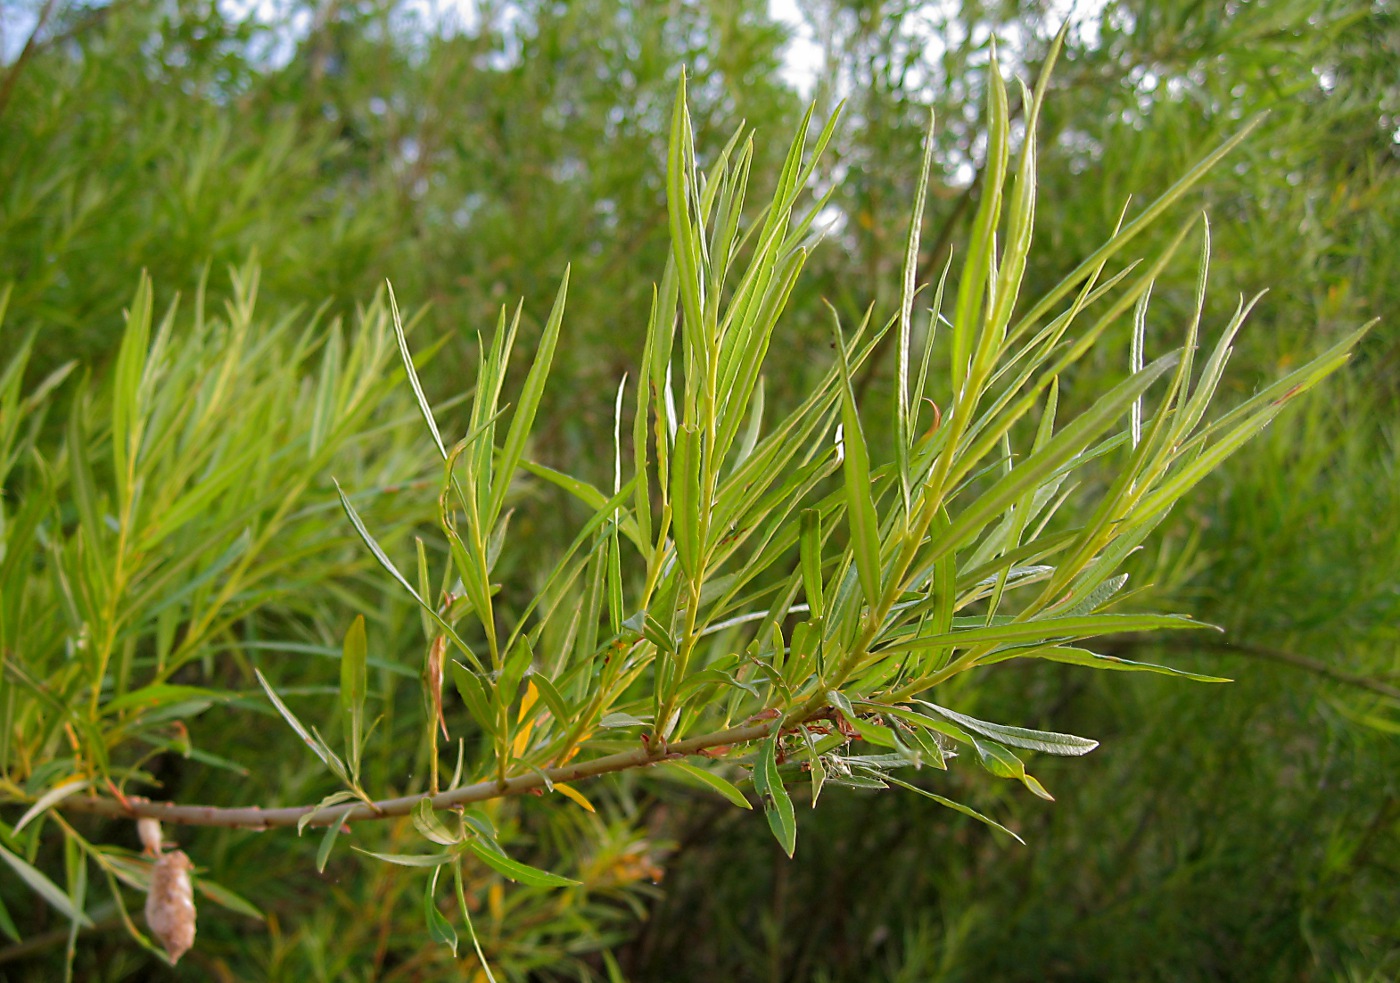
[55,719,778,830]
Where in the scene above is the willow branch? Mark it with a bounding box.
[54,720,778,830]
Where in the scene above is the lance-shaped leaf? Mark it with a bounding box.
[340,615,367,761]
[255,669,343,775]
[671,424,703,578]
[0,844,94,927]
[387,282,446,460]
[316,806,356,874]
[335,480,484,673]
[1006,113,1266,348]
[450,661,497,737]
[490,266,570,523]
[834,319,882,612]
[930,353,1181,563]
[968,737,1055,800]
[667,74,706,353]
[951,52,1009,395]
[354,848,454,868]
[882,775,1024,844]
[754,734,797,857]
[800,509,825,619]
[664,759,753,810]
[916,701,1098,756]
[13,779,90,834]
[413,797,461,846]
[453,862,499,982]
[995,646,1232,682]
[425,866,458,955]
[879,612,1209,656]
[895,109,937,510]
[465,840,580,887]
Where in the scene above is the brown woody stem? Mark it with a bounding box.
[54,720,778,830]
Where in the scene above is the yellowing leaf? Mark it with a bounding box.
[554,783,596,812]
[511,681,540,758]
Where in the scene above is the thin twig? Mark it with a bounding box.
[0,0,58,123]
[1102,635,1400,701]
[0,909,123,966]
[55,719,779,830]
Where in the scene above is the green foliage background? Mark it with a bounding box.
[1,0,1396,979]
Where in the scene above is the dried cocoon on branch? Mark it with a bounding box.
[145,849,197,964]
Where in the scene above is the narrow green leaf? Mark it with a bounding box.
[111,275,153,508]
[450,661,497,737]
[387,282,446,460]
[340,615,367,753]
[192,877,265,920]
[466,840,580,887]
[671,424,703,578]
[491,267,570,522]
[518,461,646,553]
[354,848,455,868]
[453,861,499,983]
[667,75,705,348]
[66,389,110,601]
[917,702,1098,756]
[598,711,650,729]
[0,891,18,942]
[0,844,94,927]
[254,669,332,769]
[921,508,956,673]
[1008,113,1267,346]
[968,737,1054,800]
[934,354,1180,561]
[642,613,677,654]
[804,730,829,804]
[527,671,573,726]
[299,791,359,835]
[951,54,1009,393]
[799,509,825,619]
[1060,573,1129,618]
[14,779,90,834]
[897,108,936,508]
[834,322,882,611]
[882,774,1024,843]
[413,797,461,846]
[827,689,856,720]
[664,760,752,810]
[881,612,1208,656]
[102,684,233,716]
[335,480,484,672]
[315,807,356,874]
[1016,646,1232,682]
[423,865,459,954]
[754,735,797,857]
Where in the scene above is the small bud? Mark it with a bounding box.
[146,850,196,964]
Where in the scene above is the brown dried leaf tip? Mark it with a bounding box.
[146,849,197,964]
